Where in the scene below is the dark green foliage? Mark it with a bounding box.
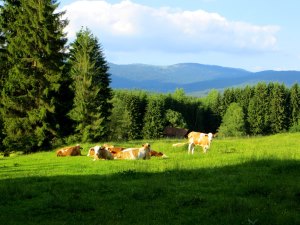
[142,95,166,139]
[247,83,270,135]
[122,91,147,140]
[68,27,113,142]
[218,102,246,137]
[220,88,236,117]
[108,94,131,140]
[234,86,254,133]
[0,0,68,152]
[269,83,289,133]
[201,89,222,132]
[165,109,187,128]
[290,83,300,129]
[165,89,205,132]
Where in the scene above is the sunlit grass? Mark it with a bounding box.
[0,133,299,225]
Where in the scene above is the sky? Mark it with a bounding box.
[58,0,300,72]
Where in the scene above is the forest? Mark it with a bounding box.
[0,0,300,153]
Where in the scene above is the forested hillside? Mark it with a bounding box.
[1,1,300,153]
[109,63,300,94]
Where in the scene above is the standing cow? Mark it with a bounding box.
[188,132,213,154]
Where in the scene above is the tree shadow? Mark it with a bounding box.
[0,159,299,225]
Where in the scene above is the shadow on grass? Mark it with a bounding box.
[0,159,299,225]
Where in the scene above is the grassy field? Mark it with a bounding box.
[0,133,300,225]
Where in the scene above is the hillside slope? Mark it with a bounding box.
[109,63,300,94]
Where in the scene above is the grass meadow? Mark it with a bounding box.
[0,133,300,225]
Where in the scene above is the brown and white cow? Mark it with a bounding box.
[115,143,151,160]
[88,144,126,159]
[87,145,114,160]
[56,144,82,157]
[150,150,168,158]
[187,131,213,154]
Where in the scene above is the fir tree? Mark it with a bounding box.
[218,102,245,137]
[68,28,112,142]
[220,88,236,117]
[290,83,300,129]
[247,82,270,135]
[122,92,147,140]
[269,83,288,133]
[0,0,68,151]
[143,95,166,139]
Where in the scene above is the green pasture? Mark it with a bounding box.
[0,133,300,225]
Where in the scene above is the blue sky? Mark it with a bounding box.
[59,0,300,71]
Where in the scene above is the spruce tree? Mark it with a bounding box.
[247,82,270,135]
[220,88,236,117]
[122,92,146,140]
[68,28,112,142]
[218,102,246,137]
[142,95,166,139]
[0,0,68,152]
[0,11,8,151]
[290,83,300,129]
[269,83,288,133]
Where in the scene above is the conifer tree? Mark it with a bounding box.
[247,82,270,135]
[290,83,300,129]
[122,92,147,140]
[68,28,112,142]
[269,83,288,133]
[220,88,236,117]
[143,95,166,139]
[218,102,245,137]
[0,0,68,151]
[0,12,8,150]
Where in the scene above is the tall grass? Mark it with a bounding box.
[0,133,299,225]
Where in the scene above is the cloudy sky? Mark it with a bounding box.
[59,0,300,71]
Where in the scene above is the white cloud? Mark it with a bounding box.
[61,0,280,54]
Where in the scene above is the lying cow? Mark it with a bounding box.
[87,145,114,160]
[188,131,213,154]
[150,150,168,158]
[105,146,126,157]
[116,143,151,160]
[88,144,126,159]
[56,144,82,157]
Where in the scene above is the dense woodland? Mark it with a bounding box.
[0,0,300,153]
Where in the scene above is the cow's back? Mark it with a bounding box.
[117,148,139,159]
[56,145,81,157]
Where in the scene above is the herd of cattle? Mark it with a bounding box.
[55,131,215,160]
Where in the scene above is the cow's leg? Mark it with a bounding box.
[188,143,195,154]
[188,143,192,154]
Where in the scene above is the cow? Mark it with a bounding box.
[56,144,82,157]
[150,150,168,158]
[87,145,114,160]
[187,131,213,154]
[105,146,126,157]
[115,143,151,160]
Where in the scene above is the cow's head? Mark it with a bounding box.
[87,147,95,157]
[142,143,151,159]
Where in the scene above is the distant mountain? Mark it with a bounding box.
[108,63,300,95]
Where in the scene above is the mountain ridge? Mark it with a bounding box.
[108,63,300,95]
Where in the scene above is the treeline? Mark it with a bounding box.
[1,1,300,153]
[204,83,300,137]
[109,82,300,140]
